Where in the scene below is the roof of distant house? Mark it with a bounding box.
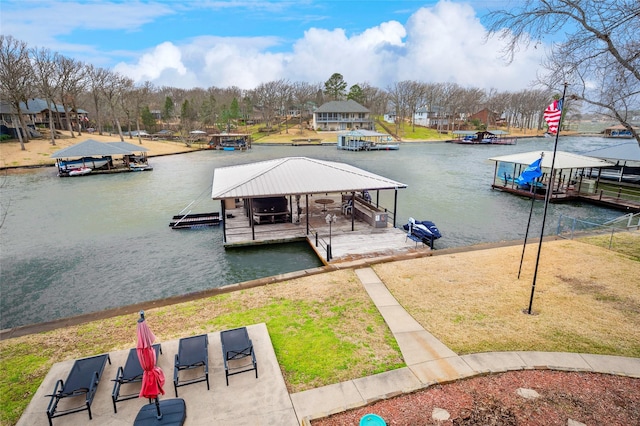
[315,99,369,113]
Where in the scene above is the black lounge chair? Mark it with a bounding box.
[220,327,258,386]
[45,353,111,426]
[111,344,162,413]
[173,334,209,397]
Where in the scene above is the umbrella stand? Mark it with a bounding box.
[134,311,186,426]
[155,397,162,420]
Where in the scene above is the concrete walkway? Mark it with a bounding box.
[290,267,640,423]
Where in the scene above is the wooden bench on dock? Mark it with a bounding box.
[343,195,388,228]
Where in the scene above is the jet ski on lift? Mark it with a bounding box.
[403,217,442,248]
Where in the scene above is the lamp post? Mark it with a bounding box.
[325,214,337,261]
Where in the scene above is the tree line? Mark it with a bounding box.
[1,1,638,149]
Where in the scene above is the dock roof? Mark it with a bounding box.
[211,157,407,199]
[50,139,134,158]
[583,142,640,162]
[339,129,389,137]
[489,150,614,169]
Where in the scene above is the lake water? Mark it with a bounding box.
[0,136,621,329]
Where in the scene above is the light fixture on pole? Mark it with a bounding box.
[325,214,337,260]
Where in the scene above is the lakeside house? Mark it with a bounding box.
[312,100,374,131]
[0,98,89,138]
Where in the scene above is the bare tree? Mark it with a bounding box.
[132,81,154,143]
[31,47,62,145]
[118,77,136,139]
[357,82,387,115]
[101,70,129,141]
[0,35,34,150]
[57,55,85,138]
[254,80,285,129]
[487,0,640,145]
[386,81,414,136]
[291,81,317,133]
[85,65,110,134]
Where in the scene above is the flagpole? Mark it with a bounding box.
[526,83,568,315]
[517,152,543,279]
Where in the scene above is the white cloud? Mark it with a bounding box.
[114,42,187,82]
[114,0,544,91]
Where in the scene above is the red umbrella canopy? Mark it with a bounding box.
[136,313,165,399]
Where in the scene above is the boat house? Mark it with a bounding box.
[603,125,639,139]
[207,133,251,150]
[582,142,640,184]
[451,130,515,145]
[51,139,151,176]
[211,157,419,262]
[489,150,640,212]
[337,130,399,151]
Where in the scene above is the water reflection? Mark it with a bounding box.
[0,137,622,328]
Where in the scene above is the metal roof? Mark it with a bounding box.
[339,129,389,137]
[107,142,149,152]
[50,139,134,158]
[489,151,614,169]
[583,142,640,162]
[211,157,407,199]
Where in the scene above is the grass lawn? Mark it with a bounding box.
[374,233,640,356]
[1,232,638,425]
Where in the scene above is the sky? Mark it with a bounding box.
[0,0,551,92]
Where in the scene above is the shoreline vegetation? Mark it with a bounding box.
[0,125,551,170]
[1,129,638,426]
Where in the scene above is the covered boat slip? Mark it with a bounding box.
[451,130,516,145]
[207,133,251,150]
[489,150,640,212]
[336,129,399,151]
[50,139,151,176]
[211,157,424,262]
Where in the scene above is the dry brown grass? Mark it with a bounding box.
[373,238,640,356]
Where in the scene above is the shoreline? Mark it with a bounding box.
[0,128,561,170]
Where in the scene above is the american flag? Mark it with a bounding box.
[543,99,563,134]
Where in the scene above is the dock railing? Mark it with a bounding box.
[307,222,332,261]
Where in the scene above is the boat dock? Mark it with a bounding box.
[222,195,431,264]
[170,212,221,229]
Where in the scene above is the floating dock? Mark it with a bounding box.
[169,212,221,229]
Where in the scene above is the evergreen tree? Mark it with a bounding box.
[324,73,347,101]
[347,84,365,105]
[162,96,174,121]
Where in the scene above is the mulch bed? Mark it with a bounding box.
[311,370,640,425]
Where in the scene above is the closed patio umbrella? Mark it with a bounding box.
[137,311,165,419]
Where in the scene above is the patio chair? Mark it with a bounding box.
[111,344,162,413]
[220,327,258,386]
[45,353,111,426]
[173,334,209,397]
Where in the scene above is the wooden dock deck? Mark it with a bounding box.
[221,195,431,263]
[491,184,640,213]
